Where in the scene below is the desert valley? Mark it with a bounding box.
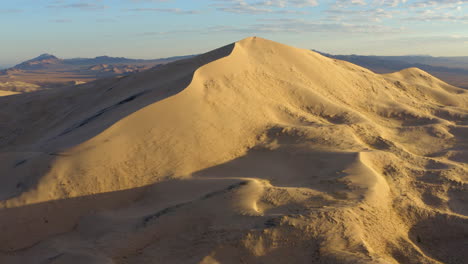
[0,53,191,93]
[0,37,467,264]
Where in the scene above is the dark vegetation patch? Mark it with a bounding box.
[264,218,280,228]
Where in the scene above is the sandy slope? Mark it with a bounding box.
[0,37,467,264]
[0,90,18,97]
[0,81,41,93]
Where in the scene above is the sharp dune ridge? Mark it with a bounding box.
[0,37,467,263]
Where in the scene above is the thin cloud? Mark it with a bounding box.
[255,0,319,7]
[126,8,200,14]
[96,18,117,22]
[326,7,395,22]
[404,13,468,22]
[47,2,108,11]
[49,19,73,23]
[410,0,468,8]
[334,0,368,8]
[214,0,317,14]
[138,19,404,37]
[246,18,404,33]
[371,0,408,7]
[130,0,171,2]
[0,9,24,14]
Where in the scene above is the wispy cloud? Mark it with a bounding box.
[126,8,200,14]
[405,13,468,22]
[138,18,404,37]
[0,9,23,14]
[49,19,73,23]
[409,0,468,8]
[246,18,404,33]
[255,0,319,7]
[130,0,171,2]
[96,18,117,22]
[214,0,317,14]
[334,0,368,8]
[47,1,108,11]
[389,35,468,45]
[372,0,408,7]
[326,7,396,22]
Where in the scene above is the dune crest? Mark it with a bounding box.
[1,37,467,263]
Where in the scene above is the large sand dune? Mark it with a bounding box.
[0,37,467,264]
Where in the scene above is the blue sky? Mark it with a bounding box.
[1,0,467,67]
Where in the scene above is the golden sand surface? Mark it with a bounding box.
[0,37,466,264]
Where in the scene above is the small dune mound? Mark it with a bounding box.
[0,90,18,97]
[0,81,40,93]
[0,37,467,264]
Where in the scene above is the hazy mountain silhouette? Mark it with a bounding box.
[319,52,468,89]
[0,54,195,90]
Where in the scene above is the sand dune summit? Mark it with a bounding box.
[0,37,467,264]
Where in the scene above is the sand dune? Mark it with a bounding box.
[0,37,467,264]
[0,81,40,93]
[0,90,18,97]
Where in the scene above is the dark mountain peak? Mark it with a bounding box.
[19,53,60,64]
[34,53,59,61]
[13,53,62,70]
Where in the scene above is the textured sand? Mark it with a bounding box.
[0,37,467,264]
[0,81,41,93]
[0,90,18,97]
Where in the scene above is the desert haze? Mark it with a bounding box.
[0,37,467,264]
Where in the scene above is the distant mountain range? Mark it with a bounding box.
[9,53,194,71]
[2,51,467,92]
[0,53,195,90]
[11,53,194,71]
[318,52,468,89]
